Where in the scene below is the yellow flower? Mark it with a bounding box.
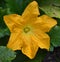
[4,1,57,59]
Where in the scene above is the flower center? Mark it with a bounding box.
[24,27,30,33]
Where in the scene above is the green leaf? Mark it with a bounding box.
[55,18,60,26]
[49,26,60,47]
[37,0,60,18]
[0,0,6,8]
[0,7,10,38]
[0,7,7,28]
[0,28,10,38]
[5,0,32,14]
[0,46,16,62]
[49,44,54,51]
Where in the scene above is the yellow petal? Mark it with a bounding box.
[4,14,23,32]
[21,34,38,59]
[7,32,23,51]
[33,15,57,32]
[22,1,40,23]
[32,29,50,50]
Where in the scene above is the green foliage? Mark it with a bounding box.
[0,7,7,28]
[0,0,6,8]
[37,0,60,18]
[0,46,16,62]
[49,44,54,51]
[0,28,10,38]
[0,7,10,38]
[55,18,60,26]
[6,0,32,14]
[49,26,60,47]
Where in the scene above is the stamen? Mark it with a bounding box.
[24,27,30,33]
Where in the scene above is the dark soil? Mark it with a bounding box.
[43,47,60,62]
